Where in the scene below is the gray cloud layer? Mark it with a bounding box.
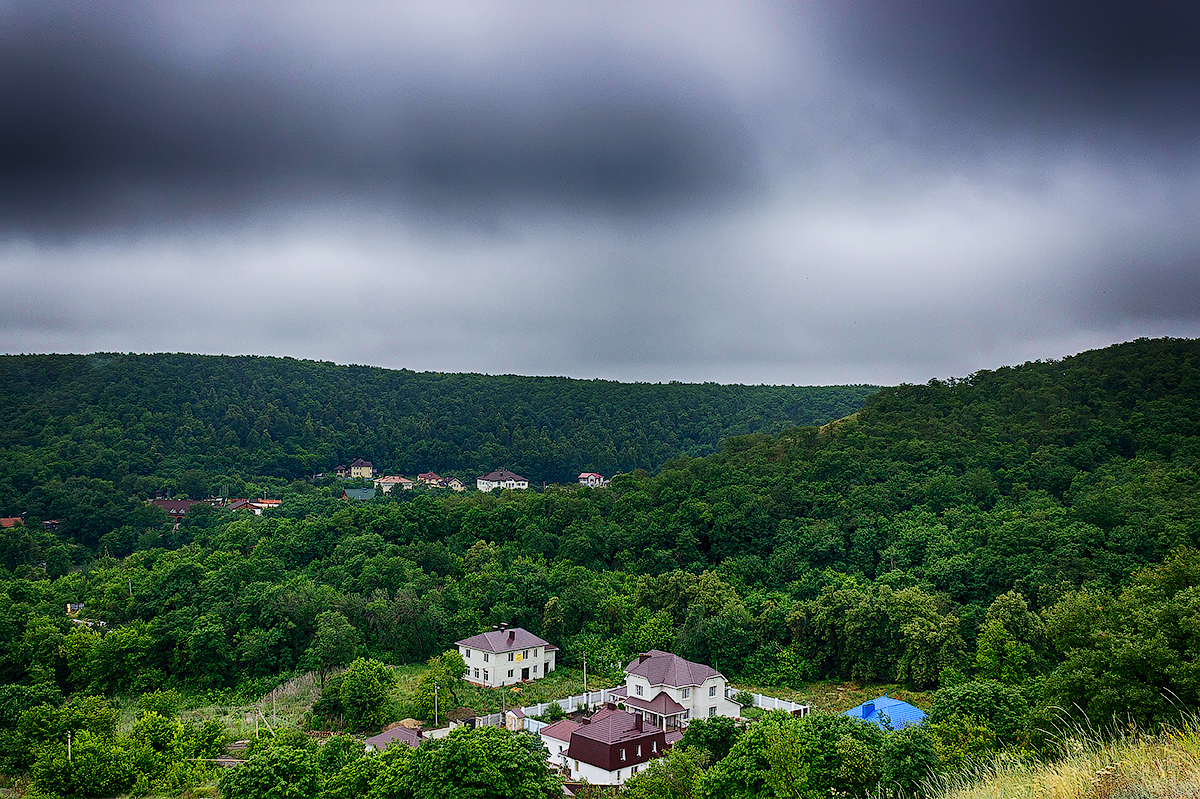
[2,0,1198,384]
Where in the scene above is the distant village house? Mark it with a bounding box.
[375,476,414,493]
[578,472,609,488]
[476,469,529,492]
[349,458,376,479]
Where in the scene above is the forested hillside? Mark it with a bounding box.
[3,338,1200,798]
[0,353,878,508]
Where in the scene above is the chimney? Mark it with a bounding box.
[508,630,515,643]
[605,702,616,711]
[638,653,650,664]
[634,714,643,731]
[862,702,874,719]
[580,717,590,725]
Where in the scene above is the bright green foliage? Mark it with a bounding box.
[219,746,320,799]
[678,715,741,764]
[624,745,706,799]
[138,688,183,718]
[30,730,135,798]
[322,754,383,799]
[412,650,466,722]
[315,734,365,777]
[366,726,559,799]
[305,610,361,686]
[339,658,398,732]
[698,711,887,799]
[926,680,1030,746]
[879,725,940,796]
[925,713,999,771]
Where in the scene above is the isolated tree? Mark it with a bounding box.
[339,658,397,733]
[305,611,360,686]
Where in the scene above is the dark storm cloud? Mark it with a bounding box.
[2,0,1199,385]
[823,0,1200,145]
[0,0,758,234]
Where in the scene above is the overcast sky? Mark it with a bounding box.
[3,1,1198,385]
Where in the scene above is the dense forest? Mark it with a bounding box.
[3,337,1200,798]
[0,353,879,507]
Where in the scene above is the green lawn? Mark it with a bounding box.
[729,680,933,715]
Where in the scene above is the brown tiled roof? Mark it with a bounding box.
[624,650,721,688]
[478,469,527,482]
[625,692,686,715]
[350,458,373,468]
[0,517,23,528]
[364,726,421,751]
[455,627,551,653]
[539,719,580,742]
[570,707,646,746]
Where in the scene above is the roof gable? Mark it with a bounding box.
[455,626,551,653]
[624,650,721,688]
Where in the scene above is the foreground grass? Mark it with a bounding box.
[929,717,1200,799]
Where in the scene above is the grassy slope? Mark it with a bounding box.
[929,720,1200,799]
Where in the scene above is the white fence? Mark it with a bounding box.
[728,688,810,716]
[465,688,626,731]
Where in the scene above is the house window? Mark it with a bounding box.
[483,670,488,681]
[709,686,717,697]
[508,669,514,678]
[683,710,689,720]
[682,688,690,699]
[709,706,717,717]
[483,653,488,662]
[534,664,538,673]
[465,649,471,659]
[636,745,642,756]
[508,652,515,661]
[620,749,626,761]
[523,650,529,658]
[631,765,638,774]
[652,741,657,753]
[635,685,643,696]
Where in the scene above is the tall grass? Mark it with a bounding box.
[926,712,1200,799]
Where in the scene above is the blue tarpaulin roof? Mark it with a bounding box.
[842,695,926,730]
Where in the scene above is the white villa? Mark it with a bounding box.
[476,469,529,492]
[455,624,557,688]
[610,650,742,731]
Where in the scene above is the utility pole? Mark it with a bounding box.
[67,730,72,761]
[434,682,440,728]
[583,651,588,693]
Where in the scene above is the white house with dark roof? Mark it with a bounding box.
[560,705,668,785]
[476,469,529,492]
[611,650,742,731]
[455,624,557,687]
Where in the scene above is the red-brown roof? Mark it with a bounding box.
[455,627,552,653]
[624,650,722,688]
[625,692,686,716]
[478,469,527,482]
[0,517,23,528]
[364,726,421,751]
[539,719,580,743]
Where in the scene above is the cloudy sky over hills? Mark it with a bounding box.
[3,0,1198,385]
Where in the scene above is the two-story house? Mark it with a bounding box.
[349,458,376,479]
[556,705,667,785]
[475,469,529,492]
[455,624,557,688]
[613,650,742,731]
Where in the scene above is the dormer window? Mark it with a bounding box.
[636,685,643,696]
[682,688,690,698]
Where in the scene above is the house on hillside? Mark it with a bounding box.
[553,704,668,785]
[578,473,609,488]
[349,458,376,479]
[455,624,557,687]
[610,650,742,731]
[476,469,529,492]
[416,472,442,485]
[149,498,209,531]
[375,475,414,493]
[0,517,23,529]
[341,488,376,501]
[843,695,926,730]
[444,477,466,492]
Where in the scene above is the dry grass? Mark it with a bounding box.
[178,671,329,740]
[928,716,1200,799]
